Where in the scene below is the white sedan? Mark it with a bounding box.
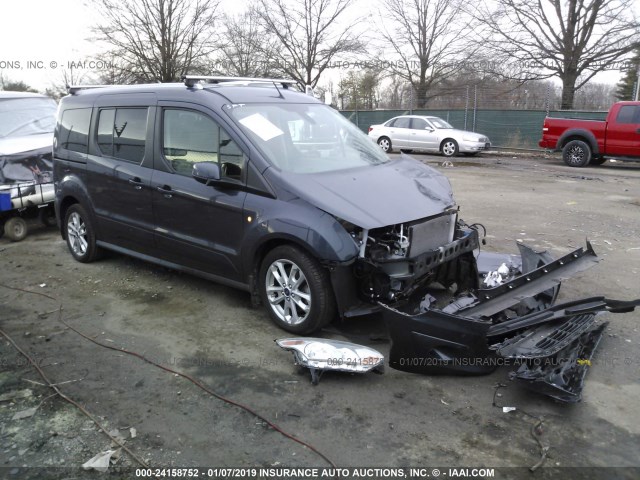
[368,115,491,157]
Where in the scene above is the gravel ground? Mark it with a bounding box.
[1,151,639,479]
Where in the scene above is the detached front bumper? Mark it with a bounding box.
[380,242,639,402]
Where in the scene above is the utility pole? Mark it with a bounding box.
[635,66,640,101]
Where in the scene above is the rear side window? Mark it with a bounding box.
[163,109,245,181]
[97,108,148,163]
[59,108,91,153]
[616,105,640,124]
[390,117,411,128]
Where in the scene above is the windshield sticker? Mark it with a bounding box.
[238,113,284,141]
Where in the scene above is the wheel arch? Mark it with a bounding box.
[557,129,600,156]
[247,230,356,312]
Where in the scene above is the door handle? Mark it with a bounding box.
[128,177,144,190]
[636,128,640,134]
[156,185,173,198]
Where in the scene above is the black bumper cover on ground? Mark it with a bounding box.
[380,243,639,402]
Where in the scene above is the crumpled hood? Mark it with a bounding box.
[277,154,455,229]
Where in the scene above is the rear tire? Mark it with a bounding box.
[4,217,28,242]
[64,204,102,263]
[562,140,591,167]
[259,245,336,334]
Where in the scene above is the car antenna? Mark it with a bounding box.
[271,80,285,99]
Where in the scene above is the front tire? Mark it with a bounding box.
[441,139,459,157]
[259,245,336,334]
[562,140,591,167]
[377,137,392,153]
[64,204,102,263]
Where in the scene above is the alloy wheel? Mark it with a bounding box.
[265,259,312,326]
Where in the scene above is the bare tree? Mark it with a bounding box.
[474,0,640,109]
[256,0,364,88]
[377,75,414,109]
[91,0,219,83]
[377,0,479,108]
[96,53,143,85]
[213,9,279,77]
[45,68,92,100]
[574,82,616,110]
[337,69,382,109]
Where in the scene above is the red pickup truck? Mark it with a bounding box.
[539,101,640,167]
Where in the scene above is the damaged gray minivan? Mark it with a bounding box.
[54,76,638,402]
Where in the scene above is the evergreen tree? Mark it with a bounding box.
[616,49,640,101]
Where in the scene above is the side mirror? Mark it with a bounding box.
[425,127,434,132]
[192,162,220,185]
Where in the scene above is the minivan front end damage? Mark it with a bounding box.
[330,212,638,402]
[333,211,482,312]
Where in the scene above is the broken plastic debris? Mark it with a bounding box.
[503,406,517,413]
[483,263,511,288]
[497,263,510,276]
[39,283,46,288]
[130,427,137,439]
[483,271,503,288]
[107,428,127,446]
[82,449,119,472]
[419,293,437,312]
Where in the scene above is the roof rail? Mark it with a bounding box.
[67,85,112,95]
[182,75,298,88]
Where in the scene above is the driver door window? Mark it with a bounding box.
[163,109,245,181]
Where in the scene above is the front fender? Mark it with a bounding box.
[241,196,359,279]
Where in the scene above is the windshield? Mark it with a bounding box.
[429,117,453,129]
[227,103,390,173]
[0,97,57,139]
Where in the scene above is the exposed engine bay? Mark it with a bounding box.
[344,210,489,308]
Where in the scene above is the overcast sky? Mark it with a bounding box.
[1,0,96,89]
[0,0,625,93]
